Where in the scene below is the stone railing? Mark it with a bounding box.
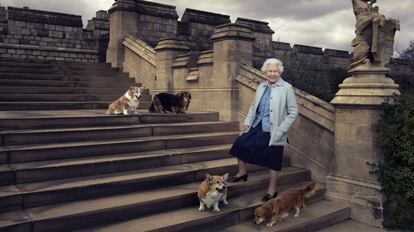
[236,64,335,183]
[121,34,156,88]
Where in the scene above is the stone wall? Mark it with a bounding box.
[0,6,99,62]
[166,50,215,111]
[0,6,6,22]
[86,10,110,62]
[86,10,109,38]
[118,0,178,47]
[387,58,414,93]
[180,9,230,51]
[235,17,274,68]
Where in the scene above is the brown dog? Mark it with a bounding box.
[197,173,229,213]
[148,91,191,114]
[106,86,143,115]
[255,182,316,227]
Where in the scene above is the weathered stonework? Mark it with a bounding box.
[181,9,230,51]
[86,10,109,39]
[328,11,400,226]
[122,34,156,89]
[155,38,190,91]
[235,17,274,67]
[0,6,6,23]
[86,10,110,62]
[0,6,99,62]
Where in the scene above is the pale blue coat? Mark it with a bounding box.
[243,78,299,146]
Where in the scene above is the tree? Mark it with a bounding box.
[399,40,414,60]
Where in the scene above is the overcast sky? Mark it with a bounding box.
[1,0,413,54]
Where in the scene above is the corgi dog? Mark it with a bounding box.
[197,173,229,213]
[106,86,143,115]
[255,182,316,227]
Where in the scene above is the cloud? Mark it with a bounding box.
[270,9,355,51]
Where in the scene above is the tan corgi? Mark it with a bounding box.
[255,182,316,227]
[106,86,143,115]
[197,173,229,213]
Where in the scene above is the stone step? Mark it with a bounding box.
[0,61,116,72]
[0,69,127,77]
[0,101,150,111]
[85,181,326,232]
[0,158,294,211]
[0,59,113,70]
[315,219,388,232]
[226,201,350,232]
[0,94,151,102]
[0,157,252,211]
[0,73,131,80]
[0,93,151,102]
[0,66,63,74]
[0,210,31,232]
[0,60,58,68]
[0,167,310,232]
[0,86,150,95]
[8,158,286,210]
[0,164,13,185]
[221,199,350,232]
[0,184,22,213]
[0,78,134,88]
[1,131,239,163]
[1,121,238,145]
[0,110,219,130]
[60,70,129,76]
[9,144,240,184]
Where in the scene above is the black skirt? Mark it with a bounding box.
[229,122,284,171]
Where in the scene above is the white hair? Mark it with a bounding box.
[261,58,284,73]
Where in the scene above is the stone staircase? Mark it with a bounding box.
[0,59,150,111]
[0,59,351,232]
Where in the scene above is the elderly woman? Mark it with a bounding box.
[228,58,298,202]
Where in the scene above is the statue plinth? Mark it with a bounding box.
[329,66,399,227]
[328,1,401,227]
[331,66,400,106]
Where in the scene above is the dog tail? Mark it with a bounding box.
[302,182,316,199]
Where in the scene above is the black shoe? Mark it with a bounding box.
[227,173,248,182]
[262,191,278,202]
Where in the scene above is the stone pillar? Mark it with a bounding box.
[327,65,400,227]
[107,0,139,68]
[211,23,254,121]
[154,38,190,91]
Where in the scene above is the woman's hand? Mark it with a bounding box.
[240,125,251,135]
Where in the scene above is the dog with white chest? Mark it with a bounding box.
[106,86,143,115]
[197,173,229,213]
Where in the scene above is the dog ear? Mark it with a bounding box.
[177,92,184,99]
[188,93,192,99]
[222,173,229,181]
[205,173,212,183]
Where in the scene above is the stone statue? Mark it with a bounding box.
[350,0,400,68]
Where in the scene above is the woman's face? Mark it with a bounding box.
[265,64,281,84]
